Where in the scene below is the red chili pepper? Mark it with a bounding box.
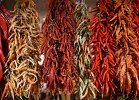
[0,32,5,65]
[0,14,8,40]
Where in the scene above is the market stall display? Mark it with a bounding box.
[0,0,139,99]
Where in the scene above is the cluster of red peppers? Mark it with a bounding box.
[0,4,12,81]
[89,0,117,97]
[89,0,139,99]
[42,0,139,99]
[112,0,139,98]
[42,0,77,95]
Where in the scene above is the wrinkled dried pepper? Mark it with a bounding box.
[90,0,117,97]
[42,0,77,95]
[74,0,98,99]
[111,0,139,97]
[2,0,41,99]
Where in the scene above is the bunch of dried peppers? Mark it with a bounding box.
[111,0,139,97]
[42,0,77,95]
[74,0,98,99]
[89,0,117,97]
[89,0,139,98]
[0,0,138,99]
[2,0,41,99]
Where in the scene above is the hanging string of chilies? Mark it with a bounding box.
[2,0,41,99]
[111,0,139,98]
[89,0,117,98]
[74,0,98,99]
[42,0,77,95]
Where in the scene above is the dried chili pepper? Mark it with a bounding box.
[0,17,6,80]
[42,0,77,95]
[2,0,41,99]
[90,0,117,97]
[74,0,98,99]
[111,0,139,97]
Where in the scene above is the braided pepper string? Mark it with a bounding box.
[74,0,98,99]
[111,0,139,97]
[89,0,117,97]
[2,0,41,99]
[42,0,77,95]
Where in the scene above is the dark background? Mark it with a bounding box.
[1,0,97,24]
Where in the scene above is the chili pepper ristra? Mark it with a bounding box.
[42,0,77,95]
[89,0,117,97]
[111,0,139,97]
[74,0,98,99]
[2,0,42,99]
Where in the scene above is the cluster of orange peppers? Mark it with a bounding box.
[89,0,117,98]
[89,0,139,99]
